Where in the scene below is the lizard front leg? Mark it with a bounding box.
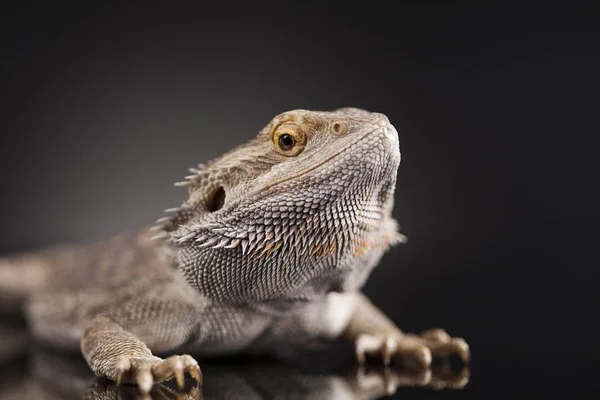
[26,281,203,394]
[341,292,470,369]
[81,315,201,394]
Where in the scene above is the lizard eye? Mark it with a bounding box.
[278,134,295,150]
[272,123,306,156]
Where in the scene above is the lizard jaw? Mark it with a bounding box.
[168,118,400,247]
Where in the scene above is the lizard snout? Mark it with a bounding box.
[383,123,399,143]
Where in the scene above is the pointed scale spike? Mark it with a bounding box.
[283,231,292,245]
[247,240,257,253]
[224,239,240,249]
[177,232,197,243]
[396,233,408,244]
[198,237,219,248]
[264,248,275,260]
[306,215,314,228]
[263,240,274,252]
[195,234,209,243]
[212,238,231,249]
[240,240,249,255]
[259,241,273,256]
[150,232,169,241]
[253,240,265,252]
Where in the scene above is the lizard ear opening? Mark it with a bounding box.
[207,186,226,212]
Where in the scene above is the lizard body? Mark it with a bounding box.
[0,108,469,393]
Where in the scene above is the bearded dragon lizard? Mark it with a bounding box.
[0,108,469,394]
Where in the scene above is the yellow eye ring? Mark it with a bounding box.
[272,123,306,156]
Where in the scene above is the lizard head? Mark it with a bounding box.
[158,108,405,302]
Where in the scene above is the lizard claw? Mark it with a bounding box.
[137,368,154,394]
[152,355,202,390]
[416,329,470,364]
[114,355,130,386]
[355,334,432,369]
[354,328,469,370]
[112,354,202,394]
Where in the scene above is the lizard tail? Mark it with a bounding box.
[0,253,51,312]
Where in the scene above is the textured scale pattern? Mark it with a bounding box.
[162,111,404,303]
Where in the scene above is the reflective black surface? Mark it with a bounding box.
[0,316,471,399]
[0,316,468,400]
[1,315,597,399]
[0,345,468,399]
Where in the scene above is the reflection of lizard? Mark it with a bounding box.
[0,108,469,394]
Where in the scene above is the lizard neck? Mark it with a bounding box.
[165,213,401,305]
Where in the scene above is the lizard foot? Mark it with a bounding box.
[354,328,469,370]
[114,354,202,395]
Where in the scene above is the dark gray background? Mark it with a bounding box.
[1,1,598,397]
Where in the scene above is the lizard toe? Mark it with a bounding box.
[111,354,201,394]
[354,331,469,370]
[152,354,203,389]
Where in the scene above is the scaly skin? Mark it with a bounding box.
[0,108,469,394]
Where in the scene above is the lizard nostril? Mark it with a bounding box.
[207,186,226,212]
